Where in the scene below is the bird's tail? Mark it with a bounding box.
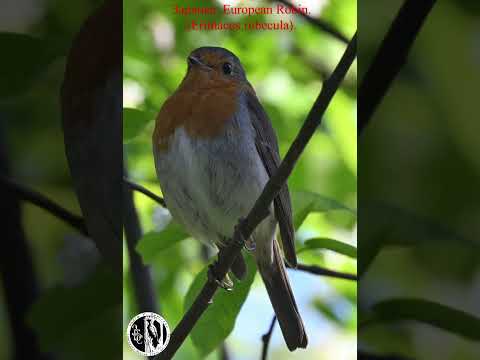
[257,239,308,351]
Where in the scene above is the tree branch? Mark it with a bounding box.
[275,0,349,44]
[261,316,277,360]
[358,0,436,133]
[124,180,358,281]
[124,177,166,208]
[292,263,357,281]
[0,175,88,235]
[156,32,357,360]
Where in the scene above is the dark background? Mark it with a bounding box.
[359,0,480,359]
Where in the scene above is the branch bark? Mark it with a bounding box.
[156,32,357,360]
[358,0,436,133]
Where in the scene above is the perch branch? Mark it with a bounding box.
[156,32,357,360]
[260,316,277,360]
[358,0,436,133]
[124,180,358,281]
[0,175,88,235]
[276,0,349,44]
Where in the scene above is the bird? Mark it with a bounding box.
[152,47,308,351]
[147,319,160,348]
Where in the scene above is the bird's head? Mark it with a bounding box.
[181,47,247,89]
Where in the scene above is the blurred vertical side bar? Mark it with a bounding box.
[61,0,123,270]
[359,0,480,359]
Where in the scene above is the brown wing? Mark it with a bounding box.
[245,86,297,267]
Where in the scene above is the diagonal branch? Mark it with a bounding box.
[156,32,357,360]
[358,0,436,133]
[124,177,166,207]
[275,0,349,44]
[0,175,88,235]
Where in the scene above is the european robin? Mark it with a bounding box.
[153,47,308,351]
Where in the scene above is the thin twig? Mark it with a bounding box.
[156,32,357,360]
[0,175,88,235]
[276,0,349,44]
[261,316,277,360]
[293,263,357,281]
[124,177,166,207]
[123,177,158,314]
[358,0,436,133]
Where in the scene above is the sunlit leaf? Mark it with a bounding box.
[123,107,155,142]
[184,255,256,357]
[291,190,356,229]
[314,298,355,329]
[298,237,357,259]
[369,298,480,341]
[136,221,189,264]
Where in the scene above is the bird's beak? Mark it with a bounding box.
[188,56,211,71]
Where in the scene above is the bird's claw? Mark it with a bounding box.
[244,238,256,251]
[208,264,233,291]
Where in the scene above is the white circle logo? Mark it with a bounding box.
[126,312,170,356]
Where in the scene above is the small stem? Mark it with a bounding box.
[260,316,277,360]
[293,263,357,281]
[124,177,166,207]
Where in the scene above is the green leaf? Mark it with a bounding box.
[184,255,257,357]
[314,299,344,325]
[360,203,480,276]
[28,266,122,359]
[123,108,154,142]
[136,221,189,264]
[313,298,355,329]
[369,298,480,341]
[298,237,357,259]
[0,32,59,97]
[291,190,356,229]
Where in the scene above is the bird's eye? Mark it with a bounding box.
[222,62,233,75]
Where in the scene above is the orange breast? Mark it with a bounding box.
[153,82,241,152]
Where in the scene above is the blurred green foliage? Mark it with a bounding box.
[359,0,480,359]
[0,1,120,359]
[124,0,356,359]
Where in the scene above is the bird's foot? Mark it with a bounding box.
[244,238,256,252]
[208,263,233,291]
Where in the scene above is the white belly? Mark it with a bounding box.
[154,109,272,247]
